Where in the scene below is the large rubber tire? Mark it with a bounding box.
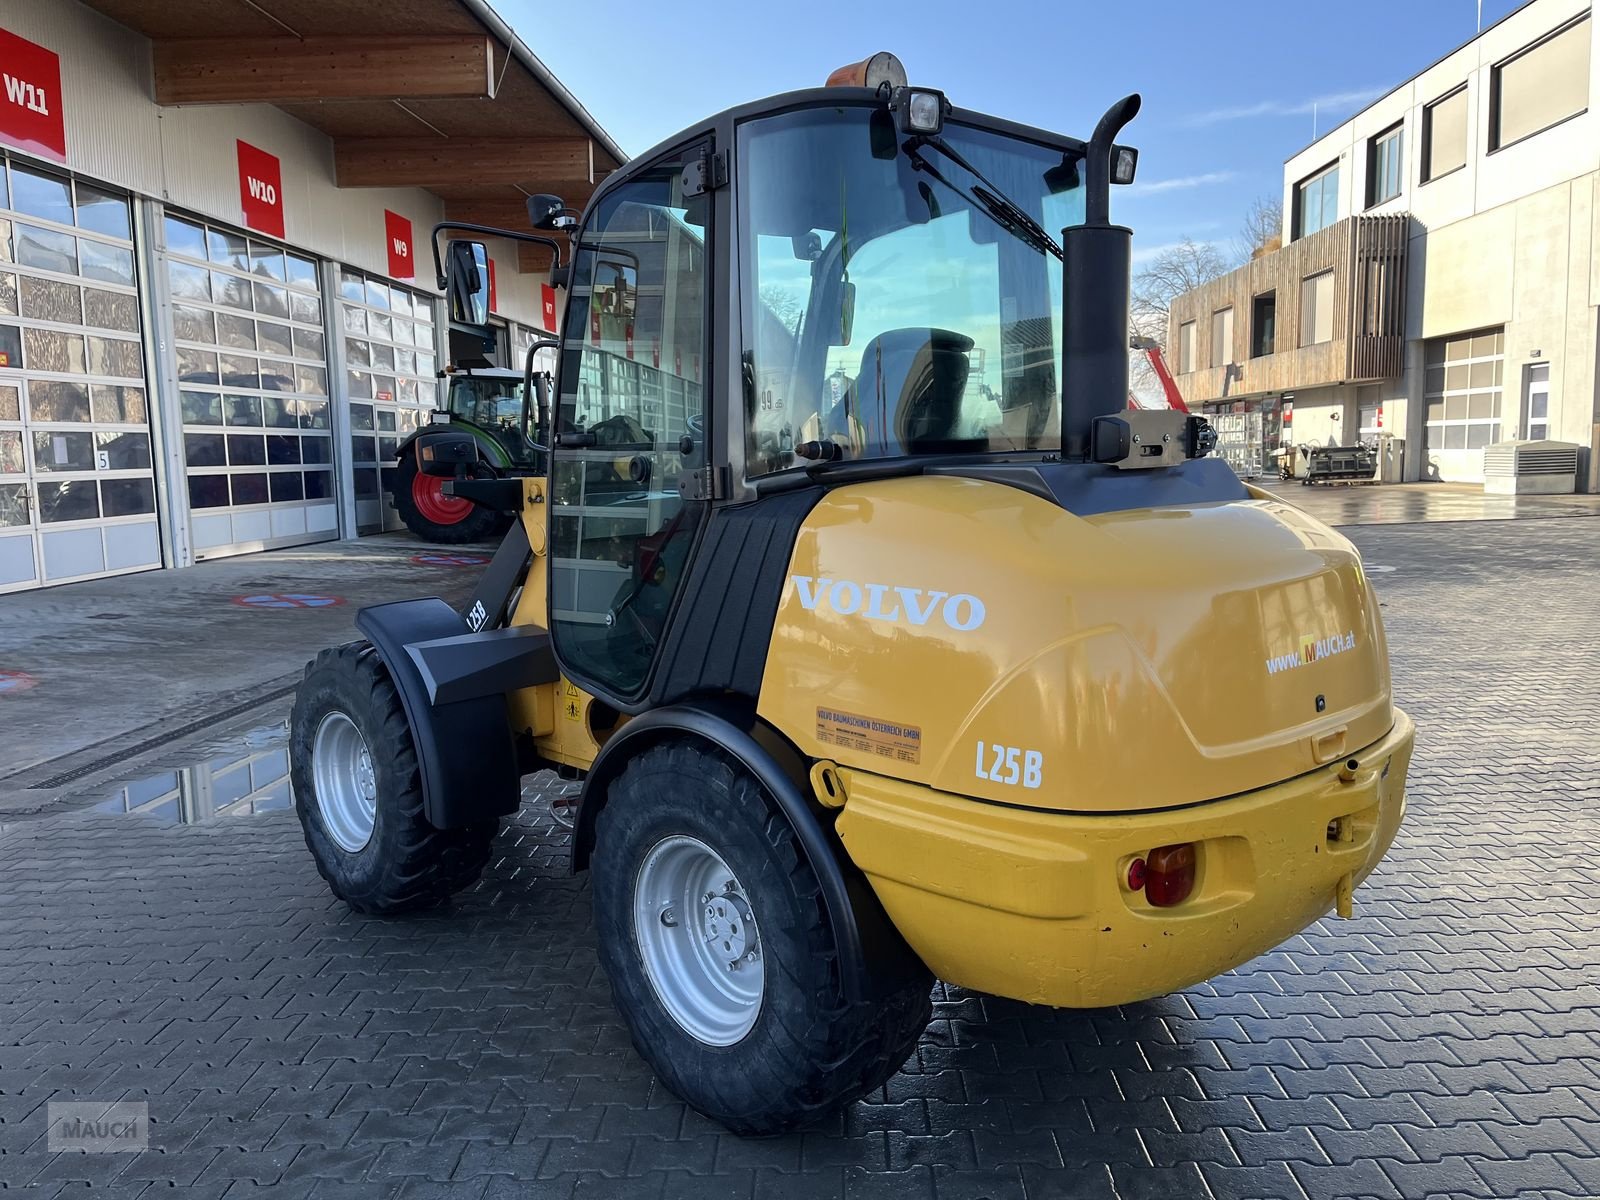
[591,739,933,1135]
[391,453,507,545]
[290,643,498,913]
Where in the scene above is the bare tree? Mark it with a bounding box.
[1235,195,1283,262]
[1128,238,1230,400]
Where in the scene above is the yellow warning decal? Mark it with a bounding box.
[815,707,921,766]
[562,680,583,722]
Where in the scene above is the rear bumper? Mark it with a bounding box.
[834,708,1414,1007]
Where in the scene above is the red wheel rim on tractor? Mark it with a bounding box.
[411,470,475,525]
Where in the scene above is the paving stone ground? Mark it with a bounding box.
[3,514,1600,1199]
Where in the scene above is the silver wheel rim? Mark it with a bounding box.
[633,835,763,1046]
[312,711,377,853]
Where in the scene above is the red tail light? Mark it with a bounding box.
[1144,843,1196,907]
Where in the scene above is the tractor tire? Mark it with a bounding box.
[290,642,497,914]
[591,739,932,1135]
[392,453,507,545]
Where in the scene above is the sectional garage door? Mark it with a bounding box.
[0,156,159,593]
[163,213,336,559]
[337,268,438,532]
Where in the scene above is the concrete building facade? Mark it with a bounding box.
[1168,0,1599,488]
[0,0,619,592]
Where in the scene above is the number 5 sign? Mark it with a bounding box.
[0,28,67,163]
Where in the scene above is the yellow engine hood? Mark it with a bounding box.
[757,475,1394,813]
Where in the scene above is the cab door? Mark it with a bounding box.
[549,141,712,702]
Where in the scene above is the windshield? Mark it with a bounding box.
[446,374,525,427]
[739,105,1085,475]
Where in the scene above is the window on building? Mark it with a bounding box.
[1251,292,1276,357]
[1293,163,1340,239]
[1367,124,1404,206]
[1178,320,1196,373]
[1492,16,1591,151]
[1424,328,1504,451]
[1210,307,1233,368]
[1522,362,1550,440]
[1422,87,1468,181]
[1299,271,1334,346]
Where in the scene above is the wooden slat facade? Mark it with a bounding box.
[1167,214,1409,404]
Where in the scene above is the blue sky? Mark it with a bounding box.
[501,0,1525,265]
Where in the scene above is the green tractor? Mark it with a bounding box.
[390,366,548,543]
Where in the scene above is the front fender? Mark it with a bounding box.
[572,698,926,1003]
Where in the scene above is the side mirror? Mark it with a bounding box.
[445,239,490,326]
[829,281,856,347]
[414,430,478,478]
[595,261,638,319]
[526,193,573,231]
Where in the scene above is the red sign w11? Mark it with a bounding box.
[0,28,67,163]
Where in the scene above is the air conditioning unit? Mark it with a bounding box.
[1482,439,1580,495]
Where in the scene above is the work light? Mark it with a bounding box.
[891,87,948,136]
[1111,144,1138,185]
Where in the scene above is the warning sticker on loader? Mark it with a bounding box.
[562,681,583,722]
[815,708,921,766]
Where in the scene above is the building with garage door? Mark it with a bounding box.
[0,0,620,592]
[1165,0,1600,488]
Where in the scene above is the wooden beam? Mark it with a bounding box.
[443,189,596,233]
[517,241,565,273]
[336,138,592,188]
[154,36,494,106]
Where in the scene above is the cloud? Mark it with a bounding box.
[1127,170,1235,196]
[1181,86,1385,127]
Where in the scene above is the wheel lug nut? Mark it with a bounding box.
[659,908,677,927]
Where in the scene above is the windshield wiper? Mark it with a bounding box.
[906,137,1063,261]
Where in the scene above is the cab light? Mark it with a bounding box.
[1144,843,1196,907]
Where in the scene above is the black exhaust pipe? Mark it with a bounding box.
[1061,94,1140,462]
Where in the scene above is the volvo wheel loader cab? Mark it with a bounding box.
[289,55,1414,1136]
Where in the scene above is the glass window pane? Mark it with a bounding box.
[223,395,263,426]
[75,184,131,240]
[165,217,207,259]
[0,270,15,317]
[96,430,150,469]
[217,312,256,350]
[87,335,143,379]
[365,278,390,309]
[91,385,147,424]
[0,430,22,474]
[169,261,212,301]
[342,304,367,335]
[33,430,96,471]
[266,433,300,465]
[188,474,229,508]
[231,473,268,505]
[0,321,18,366]
[214,271,253,311]
[28,380,90,422]
[101,477,155,516]
[292,328,324,360]
[16,223,77,274]
[25,327,86,374]
[1495,18,1590,148]
[1465,423,1494,449]
[253,281,288,319]
[301,436,331,463]
[83,287,139,333]
[300,400,329,429]
[295,365,327,396]
[0,384,17,421]
[263,397,297,428]
[171,303,215,344]
[370,312,392,341]
[290,291,321,326]
[350,403,374,430]
[177,347,219,385]
[249,242,285,281]
[257,321,292,356]
[269,471,304,502]
[181,390,222,425]
[11,165,73,225]
[287,253,318,289]
[208,230,249,270]
[260,359,294,392]
[340,270,364,301]
[20,276,80,323]
[221,354,260,389]
[227,434,266,465]
[1444,423,1467,450]
[39,480,100,522]
[1468,392,1496,420]
[304,469,333,498]
[1426,89,1468,179]
[80,240,134,286]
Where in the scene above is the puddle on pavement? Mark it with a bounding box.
[85,720,575,829]
[90,721,294,826]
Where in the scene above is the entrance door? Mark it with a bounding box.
[549,141,711,701]
[163,214,336,558]
[0,157,159,593]
[1521,363,1550,440]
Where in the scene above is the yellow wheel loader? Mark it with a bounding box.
[289,55,1413,1136]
